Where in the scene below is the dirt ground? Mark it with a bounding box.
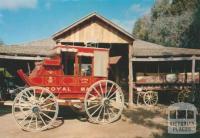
[0,104,199,138]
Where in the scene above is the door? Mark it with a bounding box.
[61,51,77,93]
[77,56,93,93]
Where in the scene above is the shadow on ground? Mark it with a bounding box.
[123,105,167,129]
[152,116,200,138]
[47,106,88,130]
[122,104,200,138]
[0,104,11,116]
[0,104,87,131]
[1,103,200,137]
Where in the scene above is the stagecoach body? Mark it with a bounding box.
[13,45,124,132]
[17,46,109,100]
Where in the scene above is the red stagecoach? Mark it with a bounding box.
[12,45,124,132]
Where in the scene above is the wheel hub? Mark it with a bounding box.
[32,106,40,114]
[147,95,152,100]
[102,98,110,106]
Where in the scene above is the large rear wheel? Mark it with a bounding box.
[84,80,124,124]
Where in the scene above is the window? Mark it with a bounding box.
[61,52,75,75]
[187,110,194,119]
[78,56,92,76]
[177,110,186,119]
[170,110,176,119]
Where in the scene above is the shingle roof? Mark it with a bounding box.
[133,40,200,57]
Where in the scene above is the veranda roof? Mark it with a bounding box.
[1,39,200,59]
[132,40,200,57]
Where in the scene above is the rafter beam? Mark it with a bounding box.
[132,56,200,62]
[0,55,44,60]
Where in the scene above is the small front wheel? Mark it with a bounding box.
[12,86,59,132]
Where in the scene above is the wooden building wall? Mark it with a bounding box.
[59,18,132,44]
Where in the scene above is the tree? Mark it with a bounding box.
[133,15,151,41]
[133,0,200,48]
[180,6,200,48]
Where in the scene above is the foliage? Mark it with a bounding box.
[133,16,151,41]
[133,0,200,48]
[181,7,200,48]
[0,68,12,77]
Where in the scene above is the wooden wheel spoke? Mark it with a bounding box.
[102,106,106,122]
[35,115,38,129]
[106,107,111,121]
[39,114,47,126]
[19,112,32,124]
[21,110,32,117]
[87,104,101,110]
[105,82,108,96]
[27,114,34,129]
[109,96,116,101]
[96,106,104,122]
[88,99,101,102]
[91,105,103,116]
[41,109,56,113]
[42,94,53,103]
[41,102,55,108]
[26,90,34,97]
[88,93,98,100]
[99,82,104,97]
[21,94,30,100]
[39,89,44,100]
[108,89,119,99]
[40,112,53,120]
[106,84,114,97]
[33,88,36,98]
[19,96,32,105]
[92,87,102,97]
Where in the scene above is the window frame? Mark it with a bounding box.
[77,56,93,77]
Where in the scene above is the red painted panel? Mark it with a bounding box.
[43,58,61,66]
[30,77,43,85]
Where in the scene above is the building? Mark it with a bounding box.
[1,12,200,105]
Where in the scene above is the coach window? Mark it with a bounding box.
[78,56,92,76]
[62,52,75,75]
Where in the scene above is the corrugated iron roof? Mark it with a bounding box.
[18,38,56,47]
[2,39,200,58]
[0,45,51,56]
[132,40,200,57]
[0,38,55,57]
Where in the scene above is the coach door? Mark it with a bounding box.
[77,53,93,92]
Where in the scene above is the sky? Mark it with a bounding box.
[0,0,155,45]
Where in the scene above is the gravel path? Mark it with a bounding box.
[0,104,198,138]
